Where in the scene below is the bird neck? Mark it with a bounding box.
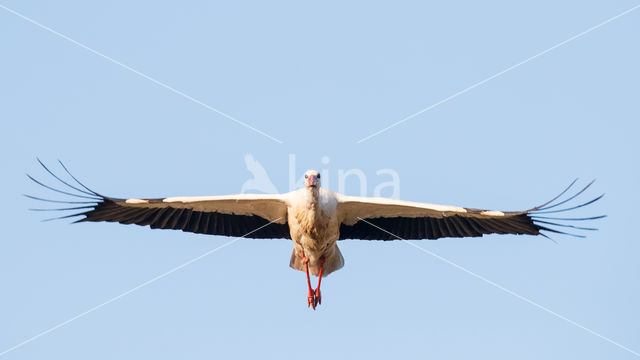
[306,187,320,207]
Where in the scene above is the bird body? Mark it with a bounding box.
[28,162,605,310]
[287,186,343,276]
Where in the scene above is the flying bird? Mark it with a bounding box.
[27,160,604,310]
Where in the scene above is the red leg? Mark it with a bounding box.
[314,256,325,307]
[302,251,316,310]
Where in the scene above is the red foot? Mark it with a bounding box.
[307,289,316,310]
[302,251,323,310]
[314,288,321,307]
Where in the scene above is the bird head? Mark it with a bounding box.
[304,170,321,189]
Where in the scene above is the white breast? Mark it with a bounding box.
[286,188,340,250]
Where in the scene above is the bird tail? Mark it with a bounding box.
[289,245,344,276]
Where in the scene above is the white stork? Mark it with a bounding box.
[27,160,604,310]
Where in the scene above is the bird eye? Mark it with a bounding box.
[304,174,308,179]
[317,174,321,178]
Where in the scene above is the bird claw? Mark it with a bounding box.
[306,288,321,310]
[307,289,316,310]
[314,288,321,306]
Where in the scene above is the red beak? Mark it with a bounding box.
[306,175,318,187]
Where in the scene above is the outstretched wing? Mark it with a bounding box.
[26,160,291,239]
[336,180,604,240]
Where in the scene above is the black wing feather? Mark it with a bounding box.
[27,160,291,239]
[340,180,604,241]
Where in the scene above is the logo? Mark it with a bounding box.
[241,154,400,198]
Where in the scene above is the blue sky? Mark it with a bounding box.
[1,1,639,359]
